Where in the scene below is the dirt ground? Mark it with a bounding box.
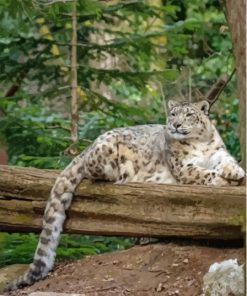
[7,241,244,296]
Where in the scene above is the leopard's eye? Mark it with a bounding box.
[170,112,176,117]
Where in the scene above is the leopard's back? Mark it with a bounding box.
[83,124,176,184]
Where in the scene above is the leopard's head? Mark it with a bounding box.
[166,100,212,140]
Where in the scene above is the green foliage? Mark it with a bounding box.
[0,0,180,167]
[0,0,240,163]
[0,233,134,267]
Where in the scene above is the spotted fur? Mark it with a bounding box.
[5,100,245,292]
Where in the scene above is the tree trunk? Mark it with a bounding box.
[224,0,246,169]
[0,165,245,240]
[0,149,7,164]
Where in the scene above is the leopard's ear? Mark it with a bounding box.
[195,100,210,115]
[167,100,179,110]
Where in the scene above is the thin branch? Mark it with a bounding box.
[32,0,74,6]
[70,0,78,143]
[158,82,167,118]
[205,68,236,108]
[58,30,167,49]
[193,88,204,101]
[44,125,71,131]
[188,68,191,103]
[4,71,27,98]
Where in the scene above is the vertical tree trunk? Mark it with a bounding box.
[224,0,246,169]
[0,148,7,164]
[70,0,78,143]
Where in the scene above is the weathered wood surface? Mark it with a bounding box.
[0,165,245,239]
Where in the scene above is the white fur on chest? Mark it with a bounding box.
[183,140,223,170]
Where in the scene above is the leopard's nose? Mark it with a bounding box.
[174,122,181,128]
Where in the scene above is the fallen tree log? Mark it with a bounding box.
[0,165,245,239]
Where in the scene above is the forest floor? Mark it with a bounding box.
[6,240,244,296]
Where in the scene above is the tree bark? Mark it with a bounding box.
[224,0,246,169]
[0,165,245,240]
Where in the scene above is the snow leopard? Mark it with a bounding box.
[5,99,245,292]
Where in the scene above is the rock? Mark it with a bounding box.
[156,282,164,292]
[202,259,244,296]
[0,264,28,293]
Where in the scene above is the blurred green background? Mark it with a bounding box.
[0,0,240,267]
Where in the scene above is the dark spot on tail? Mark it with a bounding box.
[37,248,46,256]
[46,216,56,224]
[44,228,52,236]
[33,259,46,272]
[40,237,50,245]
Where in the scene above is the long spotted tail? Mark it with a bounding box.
[5,153,86,292]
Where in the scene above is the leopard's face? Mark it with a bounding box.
[166,100,211,140]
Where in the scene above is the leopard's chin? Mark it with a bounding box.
[168,129,191,140]
[170,132,190,140]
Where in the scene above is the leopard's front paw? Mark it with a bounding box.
[211,175,230,186]
[217,162,245,181]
